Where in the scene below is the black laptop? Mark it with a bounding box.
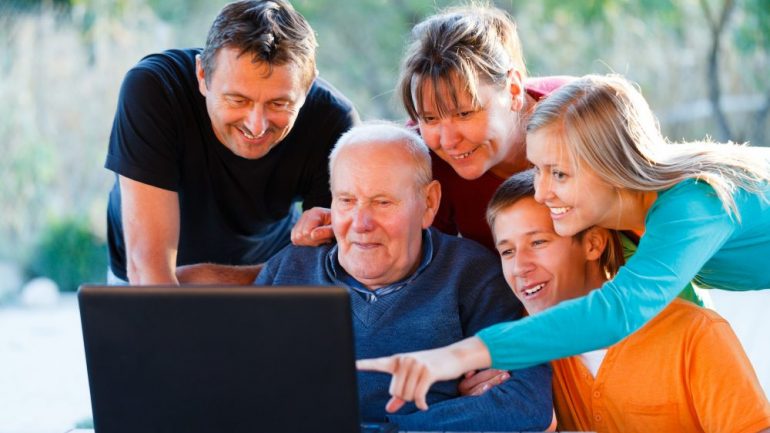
[78,285,398,433]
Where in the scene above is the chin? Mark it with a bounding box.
[451,164,486,181]
[523,304,542,315]
[527,302,549,315]
[348,265,386,282]
[234,143,274,160]
[553,221,580,237]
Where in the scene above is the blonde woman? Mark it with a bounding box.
[359,74,770,417]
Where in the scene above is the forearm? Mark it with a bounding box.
[446,336,493,373]
[127,269,178,285]
[176,263,263,285]
[126,249,178,285]
[389,363,553,431]
[120,175,180,285]
[477,286,637,370]
[474,182,737,368]
[477,245,699,369]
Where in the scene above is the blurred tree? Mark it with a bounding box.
[145,0,207,23]
[4,0,73,11]
[733,0,770,145]
[295,0,455,119]
[539,0,769,144]
[700,0,737,141]
[27,217,107,292]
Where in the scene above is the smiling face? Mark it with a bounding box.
[330,142,440,289]
[526,127,623,237]
[492,196,600,314]
[197,47,309,160]
[414,76,528,180]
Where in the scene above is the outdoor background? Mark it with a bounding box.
[0,0,768,432]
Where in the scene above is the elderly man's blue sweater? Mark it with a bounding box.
[255,228,552,431]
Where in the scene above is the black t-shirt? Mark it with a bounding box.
[105,48,358,280]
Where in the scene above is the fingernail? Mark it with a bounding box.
[482,384,489,391]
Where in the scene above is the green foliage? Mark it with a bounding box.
[294,0,456,119]
[27,217,107,293]
[540,0,685,31]
[733,0,770,52]
[541,0,613,24]
[74,417,94,428]
[145,0,210,23]
[3,0,73,11]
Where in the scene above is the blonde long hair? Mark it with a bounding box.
[527,74,770,220]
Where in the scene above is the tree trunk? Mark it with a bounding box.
[751,90,770,147]
[700,0,736,141]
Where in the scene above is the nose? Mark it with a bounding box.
[438,120,461,150]
[351,205,374,233]
[244,104,268,136]
[533,171,552,204]
[512,249,535,278]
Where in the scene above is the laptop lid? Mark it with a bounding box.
[78,284,362,433]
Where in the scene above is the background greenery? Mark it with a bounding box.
[0,0,767,294]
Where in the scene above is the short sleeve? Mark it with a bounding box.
[105,66,181,191]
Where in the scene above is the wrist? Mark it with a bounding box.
[447,337,491,373]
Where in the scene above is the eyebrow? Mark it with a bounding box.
[534,161,561,169]
[494,229,549,247]
[332,191,395,200]
[223,92,248,98]
[222,92,295,103]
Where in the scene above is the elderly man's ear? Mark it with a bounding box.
[421,180,442,229]
[582,227,609,261]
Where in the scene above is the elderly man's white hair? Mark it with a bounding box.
[328,120,433,188]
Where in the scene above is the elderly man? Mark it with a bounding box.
[245,122,551,430]
[485,170,770,433]
[105,0,357,284]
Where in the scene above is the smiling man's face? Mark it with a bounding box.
[492,196,593,314]
[197,47,308,159]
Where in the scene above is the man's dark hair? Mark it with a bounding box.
[200,0,317,87]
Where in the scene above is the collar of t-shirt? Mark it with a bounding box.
[578,348,608,378]
[324,229,435,303]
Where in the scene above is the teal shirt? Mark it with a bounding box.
[478,178,770,370]
[620,232,702,306]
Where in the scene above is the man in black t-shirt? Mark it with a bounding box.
[105,0,358,284]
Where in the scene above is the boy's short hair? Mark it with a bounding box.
[486,169,625,278]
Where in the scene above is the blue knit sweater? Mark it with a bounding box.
[255,228,552,431]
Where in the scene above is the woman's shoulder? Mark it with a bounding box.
[652,179,723,214]
[525,75,576,100]
[661,178,712,194]
[644,179,737,238]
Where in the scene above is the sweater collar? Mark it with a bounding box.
[324,229,435,303]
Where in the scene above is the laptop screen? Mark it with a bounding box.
[78,285,363,433]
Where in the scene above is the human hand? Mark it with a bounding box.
[290,207,333,246]
[458,369,510,396]
[175,263,263,285]
[356,337,492,412]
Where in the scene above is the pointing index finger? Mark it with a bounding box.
[356,357,396,373]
